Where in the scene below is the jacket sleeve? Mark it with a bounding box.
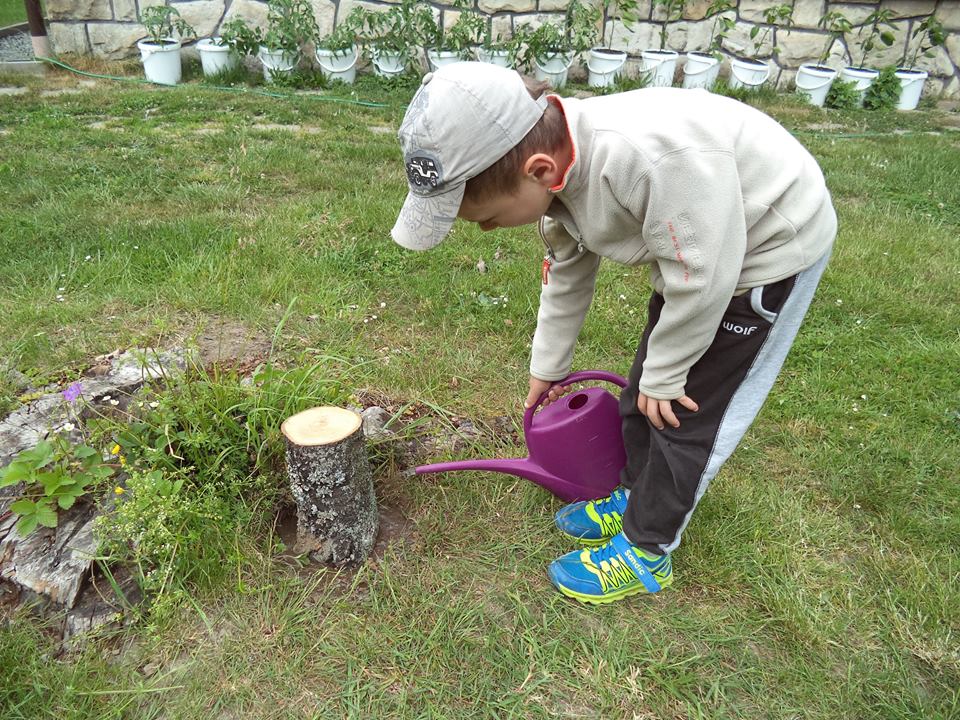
[529,217,601,381]
[631,149,747,400]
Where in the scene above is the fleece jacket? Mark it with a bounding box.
[530,87,837,400]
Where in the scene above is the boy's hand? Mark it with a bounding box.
[525,376,571,410]
[637,392,699,430]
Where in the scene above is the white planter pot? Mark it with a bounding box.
[258,46,298,83]
[476,47,511,67]
[682,51,720,90]
[729,58,770,89]
[372,47,406,77]
[587,47,627,88]
[640,49,678,88]
[535,53,574,88]
[795,64,837,107]
[316,45,359,84]
[427,49,462,71]
[137,38,182,86]
[840,66,879,106]
[197,38,239,78]
[895,68,928,111]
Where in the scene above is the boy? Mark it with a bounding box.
[391,63,836,604]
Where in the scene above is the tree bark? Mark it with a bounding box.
[280,407,378,566]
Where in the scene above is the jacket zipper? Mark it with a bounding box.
[538,217,585,285]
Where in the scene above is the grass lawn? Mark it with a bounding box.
[0,60,958,719]
[0,0,26,27]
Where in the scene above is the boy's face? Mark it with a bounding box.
[457,177,554,233]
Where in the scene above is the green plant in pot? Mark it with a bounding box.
[640,0,685,87]
[682,0,734,90]
[895,15,944,110]
[477,24,523,68]
[519,0,600,88]
[198,18,253,79]
[315,6,368,84]
[794,9,850,106]
[840,8,897,106]
[365,0,435,77]
[728,3,792,91]
[424,0,485,70]
[257,0,319,83]
[587,0,639,88]
[137,6,196,86]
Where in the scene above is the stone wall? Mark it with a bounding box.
[46,0,960,97]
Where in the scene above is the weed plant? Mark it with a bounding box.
[864,66,902,110]
[825,77,862,109]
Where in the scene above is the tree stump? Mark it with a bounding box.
[280,407,378,566]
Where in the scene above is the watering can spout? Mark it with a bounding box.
[415,458,598,503]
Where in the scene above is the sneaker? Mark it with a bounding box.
[547,532,672,604]
[554,487,629,546]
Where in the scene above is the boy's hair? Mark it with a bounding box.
[463,78,568,202]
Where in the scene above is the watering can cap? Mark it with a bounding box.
[391,62,548,251]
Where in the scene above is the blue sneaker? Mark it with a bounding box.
[554,487,629,546]
[547,532,672,604]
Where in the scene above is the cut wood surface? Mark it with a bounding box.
[282,407,378,566]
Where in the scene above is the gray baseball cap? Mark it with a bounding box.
[391,62,548,251]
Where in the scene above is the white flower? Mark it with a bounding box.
[85,255,92,261]
[62,422,75,431]
[149,401,159,408]
[109,399,120,406]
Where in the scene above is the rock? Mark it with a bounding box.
[361,406,392,439]
[0,503,98,609]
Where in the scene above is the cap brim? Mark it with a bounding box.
[391,183,465,251]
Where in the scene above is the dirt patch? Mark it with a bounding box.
[189,317,272,370]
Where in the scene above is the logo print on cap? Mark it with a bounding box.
[406,153,442,195]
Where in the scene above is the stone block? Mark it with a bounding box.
[114,0,137,22]
[311,0,336,39]
[942,73,959,97]
[175,1,227,39]
[832,4,875,25]
[46,0,112,21]
[776,66,797,89]
[776,28,832,65]
[48,22,90,55]
[881,0,936,17]
[936,1,960,31]
[224,0,270,30]
[491,14,513,41]
[611,20,658,54]
[792,0,825,29]
[946,33,960,71]
[479,0,535,12]
[846,19,910,68]
[86,23,145,59]
[723,21,774,59]
[739,0,782,24]
[683,0,712,22]
[667,20,714,52]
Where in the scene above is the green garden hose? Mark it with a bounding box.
[35,55,391,109]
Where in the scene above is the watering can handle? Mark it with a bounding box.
[523,370,628,437]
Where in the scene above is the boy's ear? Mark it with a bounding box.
[523,153,560,187]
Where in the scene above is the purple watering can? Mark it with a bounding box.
[416,370,628,502]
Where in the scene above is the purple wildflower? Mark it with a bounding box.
[62,381,83,404]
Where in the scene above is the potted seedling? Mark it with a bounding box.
[729,3,792,90]
[795,10,849,106]
[425,0,485,70]
[196,34,240,79]
[315,7,368,84]
[840,8,897,105]
[365,0,434,77]
[520,0,600,88]
[642,0,685,87]
[683,0,734,90]
[256,0,318,83]
[896,15,945,110]
[476,25,521,68]
[137,6,196,86]
[587,0,638,88]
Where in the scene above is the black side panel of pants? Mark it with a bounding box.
[618,275,795,555]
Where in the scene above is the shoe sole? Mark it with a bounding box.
[553,576,673,604]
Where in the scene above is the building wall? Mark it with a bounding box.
[46,0,960,98]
